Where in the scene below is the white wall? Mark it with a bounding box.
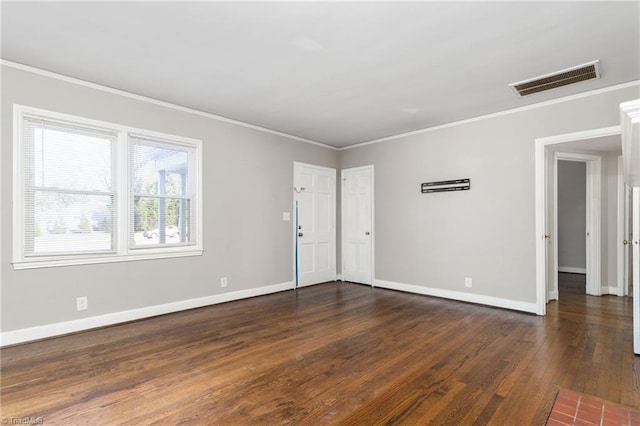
[557,160,586,272]
[1,64,339,337]
[340,84,639,307]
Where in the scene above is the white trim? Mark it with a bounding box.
[534,140,548,314]
[617,155,628,297]
[558,266,587,274]
[553,152,601,297]
[373,279,538,314]
[620,99,640,186]
[12,104,204,269]
[340,164,375,286]
[540,126,622,145]
[535,126,621,316]
[632,187,640,354]
[1,59,336,151]
[12,249,204,270]
[342,82,638,151]
[602,286,619,295]
[0,281,294,347]
[336,273,343,281]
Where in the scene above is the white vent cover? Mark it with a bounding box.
[509,60,601,96]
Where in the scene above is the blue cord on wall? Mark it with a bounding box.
[293,186,305,289]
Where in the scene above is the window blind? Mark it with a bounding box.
[22,116,116,256]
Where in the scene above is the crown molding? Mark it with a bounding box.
[1,59,338,151]
[340,80,640,151]
[4,59,637,153]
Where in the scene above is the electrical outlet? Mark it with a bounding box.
[465,277,472,288]
[282,212,291,221]
[221,277,228,288]
[76,296,88,311]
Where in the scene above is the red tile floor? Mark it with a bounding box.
[547,389,640,426]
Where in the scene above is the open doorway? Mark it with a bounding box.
[557,159,587,297]
[550,151,602,299]
[535,126,624,315]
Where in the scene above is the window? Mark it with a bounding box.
[13,105,203,269]
[21,117,116,256]
[130,136,195,248]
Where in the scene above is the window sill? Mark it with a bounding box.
[12,248,203,270]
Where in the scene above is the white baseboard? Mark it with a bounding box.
[549,290,558,300]
[373,279,538,314]
[336,274,343,281]
[602,285,623,296]
[1,281,294,347]
[558,266,587,274]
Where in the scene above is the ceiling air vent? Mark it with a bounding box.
[509,60,601,96]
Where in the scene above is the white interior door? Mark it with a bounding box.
[546,148,555,301]
[294,162,336,287]
[632,187,639,354]
[617,156,631,297]
[623,184,633,297]
[342,165,374,285]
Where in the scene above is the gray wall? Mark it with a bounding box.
[2,63,638,334]
[557,161,586,271]
[1,65,339,332]
[340,85,639,303]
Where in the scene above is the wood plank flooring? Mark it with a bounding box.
[1,278,638,425]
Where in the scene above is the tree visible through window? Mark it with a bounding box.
[13,106,202,269]
[131,138,193,247]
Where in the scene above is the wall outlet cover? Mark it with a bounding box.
[76,296,88,311]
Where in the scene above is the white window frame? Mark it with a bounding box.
[12,105,203,270]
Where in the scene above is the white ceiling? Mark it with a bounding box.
[2,2,639,148]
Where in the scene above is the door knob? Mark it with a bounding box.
[298,232,303,237]
[544,234,551,240]
[365,232,370,235]
[624,239,630,245]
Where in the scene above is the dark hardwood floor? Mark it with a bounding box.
[1,279,638,425]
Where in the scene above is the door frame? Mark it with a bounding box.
[552,152,601,298]
[616,155,631,297]
[632,187,640,354]
[340,164,375,285]
[534,125,620,315]
[292,161,337,288]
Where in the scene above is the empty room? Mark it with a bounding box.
[1,2,639,425]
